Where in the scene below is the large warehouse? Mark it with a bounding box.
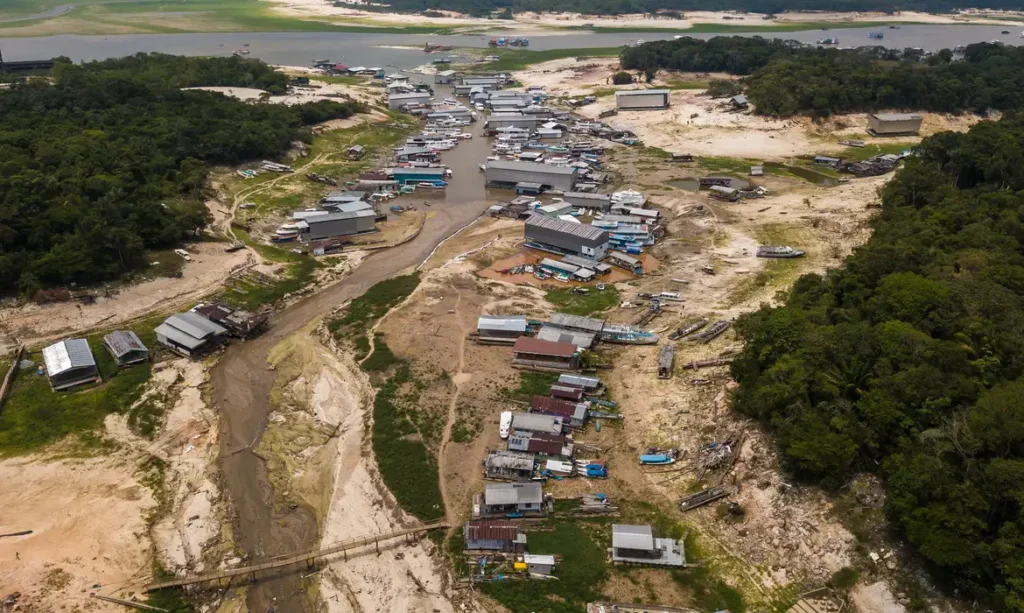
[486,113,540,131]
[387,91,432,110]
[485,160,578,192]
[525,214,610,260]
[297,209,377,241]
[615,89,670,110]
[867,113,923,136]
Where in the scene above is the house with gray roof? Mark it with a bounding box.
[477,314,528,344]
[611,524,686,567]
[480,482,545,516]
[42,338,98,391]
[155,312,228,358]
[103,330,149,366]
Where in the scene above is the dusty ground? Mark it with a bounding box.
[0,241,252,353]
[0,358,226,612]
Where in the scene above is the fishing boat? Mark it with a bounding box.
[669,319,708,341]
[599,323,658,345]
[756,245,806,258]
[691,320,731,344]
[417,181,447,189]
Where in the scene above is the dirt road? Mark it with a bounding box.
[212,111,491,612]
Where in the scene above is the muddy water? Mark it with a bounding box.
[213,89,494,613]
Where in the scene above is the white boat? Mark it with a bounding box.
[499,411,512,439]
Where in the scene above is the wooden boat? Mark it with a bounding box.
[756,245,805,258]
[669,318,708,341]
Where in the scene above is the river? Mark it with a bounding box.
[213,83,493,613]
[0,24,1021,68]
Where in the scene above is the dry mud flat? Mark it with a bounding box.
[0,359,225,612]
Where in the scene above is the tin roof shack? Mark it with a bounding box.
[347,145,364,160]
[298,210,377,241]
[155,312,228,358]
[608,251,643,274]
[730,94,748,109]
[480,482,546,517]
[813,155,842,168]
[611,524,686,567]
[487,160,578,192]
[485,450,536,480]
[537,202,573,218]
[525,215,609,260]
[464,520,527,552]
[530,396,588,428]
[103,331,149,367]
[868,112,922,136]
[563,192,612,212]
[549,383,584,401]
[193,303,269,338]
[524,554,556,576]
[43,339,99,391]
[388,91,432,110]
[708,185,740,201]
[512,336,580,371]
[477,315,528,344]
[434,69,456,84]
[615,89,670,110]
[510,412,565,437]
[536,324,596,350]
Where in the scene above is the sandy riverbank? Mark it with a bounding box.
[259,0,1024,30]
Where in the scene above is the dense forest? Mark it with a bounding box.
[730,115,1024,610]
[369,0,1024,16]
[621,37,1024,116]
[0,54,362,294]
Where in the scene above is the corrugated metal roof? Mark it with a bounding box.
[103,331,147,358]
[564,191,610,201]
[155,323,205,349]
[613,524,655,551]
[609,251,640,266]
[549,313,605,333]
[488,160,577,176]
[539,258,578,273]
[558,373,601,389]
[525,214,608,242]
[478,315,528,333]
[42,338,95,375]
[485,451,536,471]
[872,112,922,121]
[464,520,524,542]
[511,413,563,435]
[530,395,580,417]
[177,311,228,337]
[484,482,543,506]
[536,326,596,349]
[512,336,577,358]
[524,554,555,565]
[306,210,376,223]
[560,254,599,269]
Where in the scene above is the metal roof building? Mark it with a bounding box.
[510,412,565,437]
[868,112,923,136]
[42,339,98,390]
[611,524,686,567]
[536,325,597,350]
[463,520,527,551]
[562,192,612,211]
[477,315,528,343]
[298,210,377,241]
[511,336,581,371]
[558,373,602,391]
[387,91,432,110]
[525,214,609,260]
[485,450,536,480]
[103,330,149,366]
[549,313,605,334]
[484,482,543,506]
[615,89,670,110]
[155,312,228,358]
[485,160,579,192]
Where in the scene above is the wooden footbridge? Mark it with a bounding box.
[144,520,449,592]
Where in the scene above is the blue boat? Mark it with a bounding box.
[640,454,674,465]
[546,145,569,153]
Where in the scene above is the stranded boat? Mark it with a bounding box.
[499,411,512,439]
[669,319,708,341]
[756,245,806,258]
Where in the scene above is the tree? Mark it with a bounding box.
[611,71,633,85]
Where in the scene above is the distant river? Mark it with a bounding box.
[0,24,1019,68]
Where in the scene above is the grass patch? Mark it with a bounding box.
[314,75,369,86]
[0,318,161,455]
[672,566,747,613]
[147,562,197,612]
[836,140,916,161]
[361,334,403,372]
[145,248,187,278]
[327,273,421,340]
[545,284,620,317]
[483,521,608,613]
[372,363,445,520]
[700,155,762,175]
[502,371,560,403]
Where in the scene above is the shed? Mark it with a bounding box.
[464,520,527,551]
[485,450,536,480]
[750,165,763,176]
[524,553,556,575]
[562,191,612,211]
[549,313,605,334]
[813,155,842,167]
[709,185,740,201]
[529,395,587,425]
[549,384,584,401]
[482,482,545,515]
[516,182,544,195]
[434,69,456,84]
[533,325,597,349]
[42,339,98,391]
[611,524,685,567]
[103,331,149,366]
[608,251,643,274]
[477,315,528,343]
[537,202,573,218]
[615,89,670,110]
[558,373,601,391]
[347,145,364,160]
[730,94,748,108]
[508,433,573,457]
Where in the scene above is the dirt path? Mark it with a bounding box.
[212,124,491,612]
[436,289,467,527]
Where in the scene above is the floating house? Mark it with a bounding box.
[155,312,228,358]
[510,412,565,437]
[525,215,609,260]
[42,339,98,391]
[103,331,149,367]
[477,315,529,344]
[511,336,581,371]
[611,524,686,567]
[485,450,536,480]
[615,89,670,110]
[481,482,545,516]
[867,112,922,136]
[463,520,527,551]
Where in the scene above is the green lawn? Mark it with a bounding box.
[0,318,163,455]
[545,284,620,317]
[501,370,560,402]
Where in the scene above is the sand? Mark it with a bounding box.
[852,581,909,613]
[258,0,1024,30]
